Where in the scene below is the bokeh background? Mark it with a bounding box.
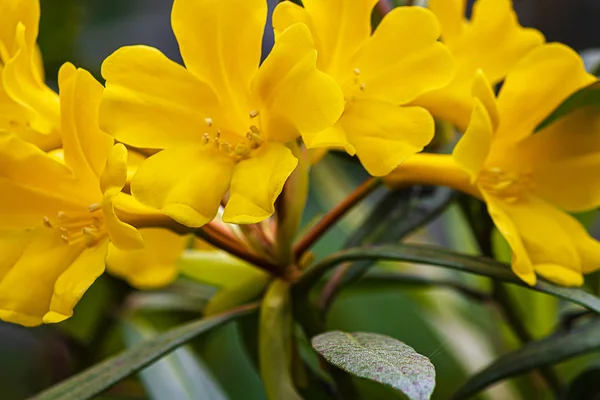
[4,1,600,399]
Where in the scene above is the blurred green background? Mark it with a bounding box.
[4,1,600,399]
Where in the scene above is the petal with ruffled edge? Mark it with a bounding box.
[106,228,188,289]
[223,142,297,224]
[132,146,235,228]
[101,45,220,149]
[340,99,434,177]
[483,194,536,285]
[172,0,265,113]
[495,44,596,145]
[44,239,109,323]
[252,23,344,143]
[511,107,600,212]
[452,99,493,181]
[0,0,39,62]
[58,63,113,185]
[414,0,543,130]
[275,0,378,79]
[2,23,60,144]
[485,193,600,286]
[351,7,454,105]
[0,228,107,326]
[302,122,356,156]
[101,144,144,250]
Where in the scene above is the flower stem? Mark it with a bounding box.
[120,210,284,277]
[293,177,382,260]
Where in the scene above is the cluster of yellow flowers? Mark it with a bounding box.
[0,0,599,327]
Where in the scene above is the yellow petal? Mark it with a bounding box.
[483,194,536,285]
[272,1,310,37]
[452,99,493,180]
[534,264,583,287]
[2,23,60,143]
[223,143,298,224]
[171,0,265,110]
[471,70,499,131]
[100,45,219,149]
[302,122,356,156]
[514,108,600,211]
[428,0,465,44]
[0,131,95,224]
[131,146,235,228]
[59,63,113,182]
[252,23,344,143]
[495,44,596,144]
[0,0,39,62]
[44,240,109,323]
[459,0,544,84]
[106,228,188,289]
[485,193,600,286]
[291,0,378,79]
[341,100,434,177]
[101,144,144,250]
[414,0,543,130]
[0,228,99,326]
[351,7,454,105]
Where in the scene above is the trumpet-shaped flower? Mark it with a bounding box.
[0,64,186,326]
[0,0,61,150]
[273,0,454,176]
[386,44,600,286]
[100,0,344,228]
[411,0,544,131]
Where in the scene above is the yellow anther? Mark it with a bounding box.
[205,118,213,127]
[221,142,231,154]
[247,132,264,148]
[250,125,260,134]
[43,216,52,227]
[234,143,251,157]
[360,83,366,91]
[201,133,210,145]
[88,203,101,213]
[249,110,259,118]
[354,68,361,75]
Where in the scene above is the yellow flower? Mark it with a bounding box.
[411,0,544,131]
[386,44,600,287]
[0,0,61,150]
[100,0,344,228]
[273,0,454,176]
[0,64,185,326]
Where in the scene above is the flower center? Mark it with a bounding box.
[199,110,265,160]
[477,167,533,203]
[43,203,107,247]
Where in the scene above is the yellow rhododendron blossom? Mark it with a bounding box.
[0,64,186,326]
[412,0,545,131]
[0,0,61,150]
[100,0,344,228]
[273,0,454,176]
[386,44,600,287]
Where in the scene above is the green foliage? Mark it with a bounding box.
[453,318,600,399]
[312,331,436,400]
[32,304,257,400]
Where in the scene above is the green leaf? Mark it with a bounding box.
[259,280,302,400]
[31,303,258,400]
[121,317,228,400]
[297,244,600,313]
[312,331,435,400]
[536,81,600,131]
[452,319,600,399]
